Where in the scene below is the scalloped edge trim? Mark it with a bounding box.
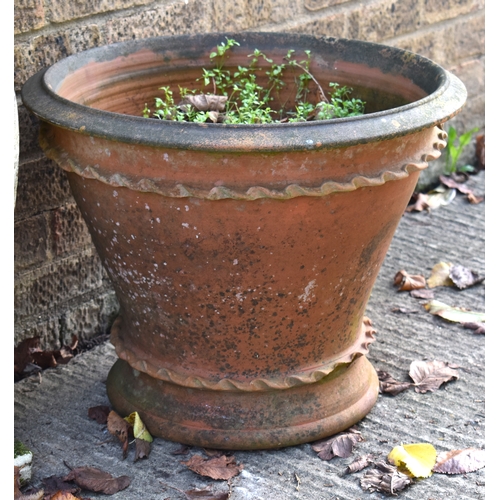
[41,127,446,200]
[110,316,377,392]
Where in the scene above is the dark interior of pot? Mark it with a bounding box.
[51,33,435,119]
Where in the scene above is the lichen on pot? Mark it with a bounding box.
[22,33,466,450]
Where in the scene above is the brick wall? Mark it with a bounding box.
[14,0,485,349]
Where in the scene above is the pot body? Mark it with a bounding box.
[22,33,466,449]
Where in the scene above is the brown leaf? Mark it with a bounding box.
[180,94,228,112]
[409,360,459,393]
[311,428,363,460]
[88,405,111,425]
[377,370,412,396]
[449,264,485,289]
[439,174,473,195]
[360,461,413,495]
[49,492,82,500]
[184,487,230,500]
[15,490,44,500]
[63,467,131,495]
[42,475,81,497]
[55,346,74,365]
[409,288,435,300]
[134,438,151,462]
[467,192,484,204]
[345,454,376,474]
[107,410,131,458]
[15,466,22,499]
[433,448,485,474]
[14,337,41,376]
[462,322,485,335]
[182,454,243,480]
[31,350,58,370]
[427,261,454,288]
[393,270,426,292]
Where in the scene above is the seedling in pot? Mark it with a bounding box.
[143,38,365,124]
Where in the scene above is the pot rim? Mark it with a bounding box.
[21,32,467,153]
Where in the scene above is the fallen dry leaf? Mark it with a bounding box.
[409,360,459,393]
[87,405,111,425]
[182,454,243,480]
[376,370,412,396]
[410,289,435,300]
[107,410,131,458]
[388,443,437,478]
[63,467,131,495]
[427,262,484,290]
[14,337,42,377]
[48,492,82,500]
[345,454,376,474]
[15,491,44,500]
[41,475,81,498]
[179,94,228,112]
[134,439,152,462]
[433,448,485,474]
[393,270,426,292]
[312,428,363,460]
[14,336,79,381]
[427,262,455,288]
[424,300,485,324]
[439,174,474,195]
[124,412,153,442]
[449,264,485,289]
[462,322,485,335]
[360,461,413,495]
[466,192,484,204]
[406,188,456,212]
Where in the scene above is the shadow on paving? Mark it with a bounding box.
[15,172,485,499]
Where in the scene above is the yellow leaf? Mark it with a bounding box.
[124,412,153,443]
[388,443,437,478]
[427,262,454,288]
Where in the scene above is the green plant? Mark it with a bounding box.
[445,126,479,174]
[143,38,365,125]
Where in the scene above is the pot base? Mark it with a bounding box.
[106,355,379,450]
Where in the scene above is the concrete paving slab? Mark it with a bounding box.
[14,172,485,499]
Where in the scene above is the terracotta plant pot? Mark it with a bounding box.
[22,33,466,450]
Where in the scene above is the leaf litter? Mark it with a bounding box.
[433,448,485,474]
[424,299,485,324]
[62,466,131,495]
[393,270,426,291]
[182,454,243,480]
[427,261,484,289]
[388,443,437,478]
[311,427,364,460]
[409,360,459,393]
[104,409,153,461]
[376,370,412,396]
[360,461,413,495]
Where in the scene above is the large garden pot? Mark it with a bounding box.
[22,32,466,450]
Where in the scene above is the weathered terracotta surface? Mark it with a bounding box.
[22,33,466,449]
